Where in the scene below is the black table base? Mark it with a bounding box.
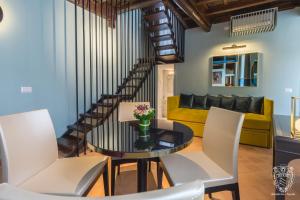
[137,159,148,192]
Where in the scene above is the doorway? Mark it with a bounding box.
[157,64,175,119]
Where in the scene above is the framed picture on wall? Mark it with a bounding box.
[212,70,224,86]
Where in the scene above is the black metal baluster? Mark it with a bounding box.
[116,0,119,151]
[106,0,109,150]
[88,0,94,147]
[95,0,99,148]
[74,0,79,157]
[101,0,105,149]
[110,0,114,151]
[82,0,87,155]
[130,10,132,101]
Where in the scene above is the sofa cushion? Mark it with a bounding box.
[206,95,221,109]
[220,96,235,110]
[248,97,264,114]
[168,108,209,124]
[243,113,271,130]
[179,94,193,108]
[234,96,251,113]
[192,95,207,109]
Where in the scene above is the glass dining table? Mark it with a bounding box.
[92,119,194,192]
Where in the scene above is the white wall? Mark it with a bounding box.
[157,64,174,118]
[175,8,300,115]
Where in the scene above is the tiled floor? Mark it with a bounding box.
[86,137,278,200]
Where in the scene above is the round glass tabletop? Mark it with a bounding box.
[94,119,194,159]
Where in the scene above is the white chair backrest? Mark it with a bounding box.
[203,107,245,179]
[0,109,58,186]
[118,102,150,122]
[0,180,204,200]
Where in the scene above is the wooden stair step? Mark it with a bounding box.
[102,94,132,98]
[68,123,94,133]
[147,23,171,32]
[157,54,183,63]
[119,85,138,89]
[80,112,104,120]
[129,77,144,80]
[144,11,168,21]
[134,67,151,72]
[102,94,133,100]
[155,44,176,51]
[130,70,146,74]
[151,34,174,42]
[93,102,114,107]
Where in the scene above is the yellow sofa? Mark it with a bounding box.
[167,96,273,148]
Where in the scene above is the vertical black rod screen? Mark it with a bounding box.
[71,1,160,152]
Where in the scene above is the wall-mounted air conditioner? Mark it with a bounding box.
[230,7,278,37]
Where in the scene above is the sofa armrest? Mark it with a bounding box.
[167,96,180,113]
[264,98,274,121]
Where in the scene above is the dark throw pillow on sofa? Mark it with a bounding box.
[206,95,221,109]
[220,96,235,110]
[192,95,207,109]
[179,94,193,108]
[234,96,251,113]
[248,96,264,114]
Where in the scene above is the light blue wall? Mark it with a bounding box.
[0,0,143,137]
[175,8,300,115]
[0,0,71,137]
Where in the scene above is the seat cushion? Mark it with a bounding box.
[179,94,193,108]
[160,152,235,188]
[220,96,235,110]
[234,96,251,113]
[243,113,271,130]
[168,108,208,123]
[206,95,221,109]
[192,95,207,109]
[248,97,264,114]
[19,156,108,196]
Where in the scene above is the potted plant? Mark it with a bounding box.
[133,104,155,133]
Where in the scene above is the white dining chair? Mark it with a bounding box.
[0,109,109,196]
[111,102,156,195]
[0,180,204,200]
[158,107,245,200]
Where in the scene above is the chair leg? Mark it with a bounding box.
[148,161,151,172]
[231,183,240,200]
[157,162,163,189]
[208,193,213,199]
[117,164,121,175]
[111,161,116,196]
[103,163,109,196]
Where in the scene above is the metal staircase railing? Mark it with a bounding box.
[58,0,156,157]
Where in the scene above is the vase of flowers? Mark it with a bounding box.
[133,104,155,133]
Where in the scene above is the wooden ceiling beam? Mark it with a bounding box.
[206,0,278,16]
[196,0,217,6]
[172,0,211,31]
